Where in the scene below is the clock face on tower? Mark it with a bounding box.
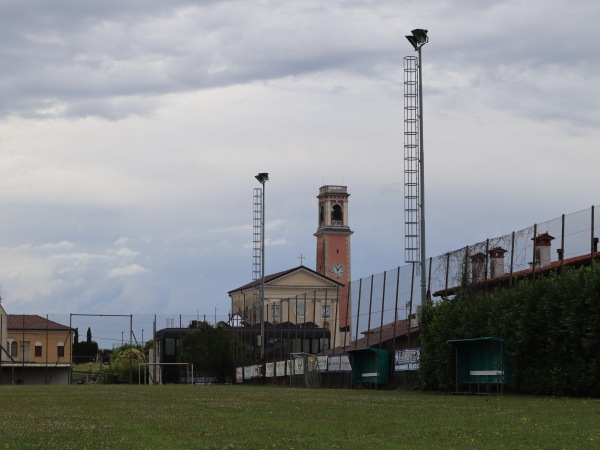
[331,262,345,278]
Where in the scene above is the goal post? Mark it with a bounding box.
[139,363,194,385]
[289,353,320,388]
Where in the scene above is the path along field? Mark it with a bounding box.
[0,385,598,449]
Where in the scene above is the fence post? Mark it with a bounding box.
[484,239,490,293]
[444,253,450,292]
[463,246,470,287]
[591,205,596,265]
[532,224,538,281]
[509,232,515,288]
[427,257,433,304]
[379,271,387,348]
[354,278,363,350]
[393,267,401,351]
[337,285,343,353]
[409,263,416,346]
[560,214,565,275]
[366,275,374,348]
[409,264,415,347]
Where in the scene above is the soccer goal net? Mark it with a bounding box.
[289,353,320,388]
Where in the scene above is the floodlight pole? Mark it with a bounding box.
[255,172,269,361]
[406,29,429,308]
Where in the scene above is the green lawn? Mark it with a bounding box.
[0,385,598,449]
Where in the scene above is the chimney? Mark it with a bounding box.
[470,252,486,282]
[488,247,507,278]
[531,232,555,268]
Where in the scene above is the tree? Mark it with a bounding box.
[110,344,146,384]
[73,327,99,364]
[178,322,235,383]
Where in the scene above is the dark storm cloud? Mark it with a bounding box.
[0,1,408,119]
[3,0,598,127]
[424,0,600,129]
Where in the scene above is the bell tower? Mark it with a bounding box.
[315,185,353,331]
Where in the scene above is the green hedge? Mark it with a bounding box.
[420,264,600,396]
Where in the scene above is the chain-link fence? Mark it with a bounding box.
[346,204,600,342]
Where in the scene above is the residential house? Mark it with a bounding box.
[1,315,73,385]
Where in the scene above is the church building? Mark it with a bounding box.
[227,185,353,361]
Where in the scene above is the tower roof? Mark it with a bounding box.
[318,185,348,196]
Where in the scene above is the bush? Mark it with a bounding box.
[420,265,600,396]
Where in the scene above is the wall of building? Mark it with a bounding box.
[1,366,70,385]
[6,329,72,364]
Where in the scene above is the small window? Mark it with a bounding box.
[322,305,331,319]
[164,338,176,356]
[57,342,65,358]
[9,340,17,358]
[35,342,43,358]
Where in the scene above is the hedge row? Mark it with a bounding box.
[420,264,600,396]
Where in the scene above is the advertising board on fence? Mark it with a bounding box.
[276,361,286,376]
[236,367,244,383]
[265,362,275,378]
[327,354,352,372]
[317,356,328,372]
[394,348,420,371]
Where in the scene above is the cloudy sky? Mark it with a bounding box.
[1,0,599,337]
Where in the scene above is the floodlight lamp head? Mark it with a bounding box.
[406,29,429,51]
[405,35,419,51]
[255,172,269,184]
[412,29,428,44]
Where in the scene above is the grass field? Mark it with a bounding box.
[0,385,598,449]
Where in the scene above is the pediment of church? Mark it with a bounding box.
[266,267,339,289]
[228,265,342,298]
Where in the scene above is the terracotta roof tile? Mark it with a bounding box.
[7,315,72,331]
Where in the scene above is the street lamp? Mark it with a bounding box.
[405,28,429,307]
[255,172,269,360]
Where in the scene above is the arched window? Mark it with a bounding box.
[57,342,65,358]
[332,204,343,224]
[319,204,324,225]
[35,342,43,358]
[9,340,17,358]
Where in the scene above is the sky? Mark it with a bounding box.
[1,0,600,343]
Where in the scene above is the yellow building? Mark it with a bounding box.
[1,314,73,385]
[228,265,349,358]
